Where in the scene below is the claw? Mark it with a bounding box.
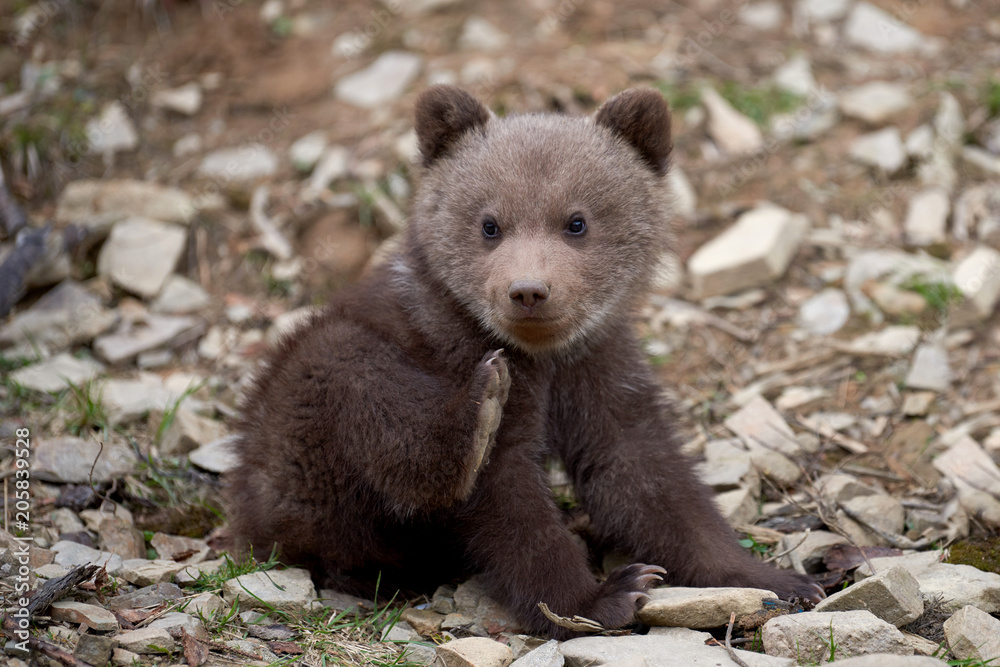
[635,573,664,588]
[626,591,651,607]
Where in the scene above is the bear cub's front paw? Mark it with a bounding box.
[587,563,665,629]
[471,350,510,472]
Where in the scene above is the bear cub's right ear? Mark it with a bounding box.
[415,85,491,168]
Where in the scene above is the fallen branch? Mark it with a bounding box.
[537,602,606,633]
[27,564,101,616]
[725,611,751,667]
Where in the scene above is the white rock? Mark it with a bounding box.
[775,386,829,411]
[798,288,850,335]
[638,587,778,628]
[825,655,945,666]
[197,144,279,182]
[905,124,935,159]
[715,486,759,526]
[97,217,187,299]
[183,592,229,618]
[56,179,196,227]
[114,627,175,654]
[838,494,906,547]
[724,395,801,456]
[173,132,202,158]
[951,246,1000,324]
[943,605,1000,663]
[86,101,138,155]
[160,407,228,456]
[738,2,784,30]
[459,17,510,52]
[306,145,350,193]
[189,434,240,473]
[915,563,1000,613]
[148,612,207,640]
[688,205,808,298]
[437,637,513,667]
[120,559,187,586]
[699,439,754,490]
[99,376,191,425]
[802,411,857,432]
[289,130,328,172]
[849,127,907,174]
[844,2,924,54]
[855,552,943,580]
[561,635,793,667]
[773,55,815,97]
[934,93,965,152]
[50,601,118,632]
[795,0,852,23]
[932,435,1000,497]
[9,353,104,393]
[223,568,317,613]
[51,540,124,575]
[150,275,211,314]
[814,566,923,627]
[510,640,562,667]
[818,473,882,503]
[837,326,921,356]
[93,313,202,364]
[962,146,1000,176]
[701,87,764,155]
[903,188,950,246]
[763,610,911,661]
[151,83,203,116]
[34,437,136,484]
[902,392,936,416]
[839,82,912,125]
[775,530,848,573]
[668,167,697,220]
[335,51,422,109]
[905,344,952,393]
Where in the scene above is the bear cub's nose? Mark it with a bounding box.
[508,279,550,310]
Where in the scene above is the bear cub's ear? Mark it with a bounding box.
[595,88,673,176]
[415,85,491,168]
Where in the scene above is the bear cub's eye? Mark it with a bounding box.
[566,214,587,236]
[482,217,501,239]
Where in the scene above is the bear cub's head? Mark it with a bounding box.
[410,85,674,356]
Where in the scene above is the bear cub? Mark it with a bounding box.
[227,85,823,638]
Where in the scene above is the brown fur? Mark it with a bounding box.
[227,85,821,639]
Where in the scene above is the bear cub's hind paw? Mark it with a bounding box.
[471,350,510,472]
[587,563,665,629]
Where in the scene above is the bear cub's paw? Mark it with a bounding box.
[763,569,827,604]
[587,563,665,629]
[471,350,510,472]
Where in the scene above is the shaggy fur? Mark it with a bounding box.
[227,85,822,639]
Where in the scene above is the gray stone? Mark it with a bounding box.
[159,407,228,456]
[150,533,209,564]
[335,51,422,109]
[844,2,924,54]
[150,275,211,314]
[459,17,510,52]
[906,125,935,159]
[838,494,906,547]
[902,392,936,416]
[151,83,202,116]
[701,87,764,155]
[688,206,808,298]
[698,439,753,490]
[818,473,882,503]
[114,627,175,654]
[561,635,793,667]
[724,396,800,457]
[97,514,145,560]
[905,344,952,393]
[9,353,104,393]
[51,541,124,575]
[182,592,229,619]
[50,600,118,632]
[74,634,115,667]
[49,508,86,535]
[775,530,848,573]
[86,101,138,155]
[715,486,759,526]
[436,637,513,667]
[855,552,943,581]
[796,0,851,22]
[814,566,923,627]
[222,567,317,613]
[197,144,279,182]
[738,2,784,30]
[912,563,1000,614]
[108,583,184,610]
[454,577,526,635]
[318,589,373,615]
[98,376,187,425]
[148,611,208,640]
[849,128,907,174]
[799,288,850,335]
[511,640,563,667]
[951,246,1000,325]
[306,146,350,194]
[175,558,225,586]
[837,326,921,357]
[93,313,201,364]
[827,657,946,666]
[932,436,1000,497]
[638,587,778,628]
[904,189,951,246]
[289,130,328,172]
[383,620,420,642]
[839,82,912,125]
[97,217,187,298]
[763,610,911,661]
[120,558,186,586]
[772,55,816,97]
[34,437,136,484]
[189,435,240,473]
[0,280,117,349]
[943,604,1000,663]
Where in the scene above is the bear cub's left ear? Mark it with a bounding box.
[595,88,673,176]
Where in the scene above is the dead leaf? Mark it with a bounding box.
[268,641,304,655]
[182,630,209,667]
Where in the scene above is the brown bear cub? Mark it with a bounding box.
[227,85,823,638]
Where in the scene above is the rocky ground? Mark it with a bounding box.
[2,0,1000,665]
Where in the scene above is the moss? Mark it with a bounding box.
[946,537,1000,574]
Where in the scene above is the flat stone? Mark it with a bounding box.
[94,313,201,364]
[837,326,921,357]
[175,558,225,586]
[97,217,187,299]
[436,637,513,667]
[933,436,1000,497]
[150,275,211,314]
[844,2,924,54]
[855,552,943,580]
[74,634,116,666]
[151,83,202,116]
[114,627,175,654]
[160,407,227,456]
[335,51,422,109]
[951,246,1000,325]
[738,2,783,30]
[120,558,186,586]
[943,604,1000,663]
[902,392,936,416]
[86,101,138,155]
[189,434,240,473]
[724,396,800,456]
[150,533,209,563]
[849,128,907,174]
[222,568,317,613]
[0,280,117,349]
[289,130,328,172]
[839,82,912,125]
[905,344,952,393]
[148,611,208,640]
[763,610,911,661]
[454,577,526,635]
[904,189,951,246]
[699,439,754,490]
[197,144,279,182]
[715,486,759,526]
[98,376,185,425]
[402,608,446,635]
[798,288,850,335]
[34,437,136,484]
[50,600,118,632]
[826,656,947,666]
[818,473,881,503]
[688,206,807,298]
[459,17,510,52]
[775,530,848,573]
[837,494,906,547]
[319,589,374,615]
[796,0,851,22]
[510,640,562,667]
[775,386,828,411]
[561,635,793,667]
[108,583,184,611]
[701,86,764,155]
[182,592,228,619]
[97,515,145,559]
[35,563,71,579]
[638,587,778,628]
[815,566,923,627]
[51,541,123,575]
[915,562,1000,613]
[9,353,104,393]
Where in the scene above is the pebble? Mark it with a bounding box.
[849,127,907,174]
[837,326,921,356]
[638,587,778,629]
[150,275,211,314]
[334,51,422,109]
[56,179,196,228]
[437,637,513,667]
[51,540,124,575]
[183,592,229,618]
[763,610,912,661]
[148,612,208,640]
[688,205,808,298]
[904,344,952,393]
[159,407,228,456]
[903,188,951,246]
[951,246,1000,324]
[197,144,279,182]
[701,87,764,155]
[724,396,800,457]
[902,392,936,416]
[93,313,201,364]
[843,2,924,54]
[839,82,912,125]
[459,17,510,52]
[74,634,116,666]
[775,386,829,411]
[86,101,139,155]
[114,627,175,654]
[795,0,852,22]
[33,437,136,484]
[50,600,119,632]
[943,605,1000,663]
[222,567,317,613]
[772,54,815,96]
[96,217,187,299]
[306,145,350,193]
[798,288,850,335]
[9,353,104,393]
[151,83,203,116]
[737,2,784,30]
[0,280,118,349]
[774,530,847,572]
[289,130,328,172]
[814,566,923,627]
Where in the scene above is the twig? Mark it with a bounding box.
[537,602,606,633]
[764,529,811,563]
[836,501,932,551]
[249,186,293,260]
[725,612,751,667]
